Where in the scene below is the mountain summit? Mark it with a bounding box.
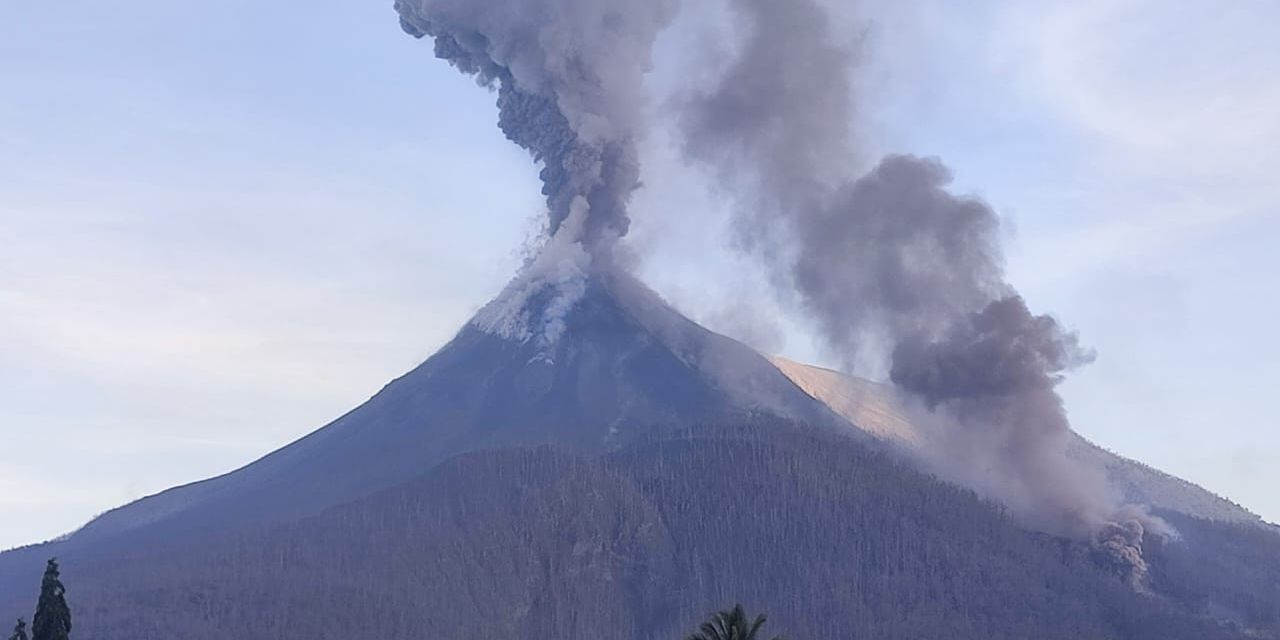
[24,269,840,548]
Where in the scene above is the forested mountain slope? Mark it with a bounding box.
[0,273,840,611]
[19,423,1276,640]
[2,274,1275,639]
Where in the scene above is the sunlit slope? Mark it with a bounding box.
[770,357,1264,525]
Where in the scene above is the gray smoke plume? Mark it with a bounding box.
[395,0,676,250]
[676,0,1168,576]
[395,0,1167,582]
[394,0,678,347]
[890,294,1104,536]
[1095,517,1152,590]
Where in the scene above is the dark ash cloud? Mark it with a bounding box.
[396,0,677,250]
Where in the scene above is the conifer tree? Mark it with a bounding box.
[8,619,27,640]
[30,559,70,640]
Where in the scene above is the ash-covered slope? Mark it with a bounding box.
[0,271,840,599]
[771,357,1265,525]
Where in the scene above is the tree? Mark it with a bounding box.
[686,604,782,640]
[8,619,28,640]
[30,559,70,640]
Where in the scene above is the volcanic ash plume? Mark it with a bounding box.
[889,295,1101,535]
[676,0,1168,578]
[395,0,676,251]
[395,0,676,343]
[396,0,1168,584]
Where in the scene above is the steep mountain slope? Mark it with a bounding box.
[1,273,1275,639]
[76,274,837,540]
[771,357,1265,525]
[0,272,841,602]
[17,424,1270,640]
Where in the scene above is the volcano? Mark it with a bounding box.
[0,271,1276,640]
[41,270,843,547]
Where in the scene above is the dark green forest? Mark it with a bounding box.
[12,421,1273,640]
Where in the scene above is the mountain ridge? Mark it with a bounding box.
[770,356,1266,526]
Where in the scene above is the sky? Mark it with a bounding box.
[1,0,1277,550]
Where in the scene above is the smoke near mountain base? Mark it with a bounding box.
[396,0,1168,584]
[674,0,1169,579]
[1096,515,1154,589]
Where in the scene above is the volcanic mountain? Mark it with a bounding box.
[0,272,841,584]
[0,270,1276,639]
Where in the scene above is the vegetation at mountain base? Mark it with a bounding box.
[3,421,1272,640]
[6,560,71,640]
[1148,511,1280,636]
[8,618,28,640]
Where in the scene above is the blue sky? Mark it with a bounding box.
[2,0,1277,549]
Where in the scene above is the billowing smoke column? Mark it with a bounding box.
[890,293,1104,536]
[395,0,1167,585]
[394,0,675,345]
[677,0,1167,581]
[395,0,676,250]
